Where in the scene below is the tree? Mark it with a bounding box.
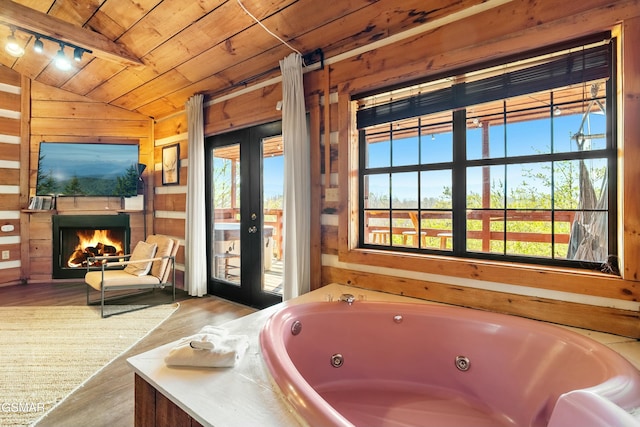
[213,158,234,208]
[37,169,58,195]
[36,154,59,194]
[113,164,139,196]
[64,175,84,195]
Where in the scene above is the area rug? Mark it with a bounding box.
[0,304,178,427]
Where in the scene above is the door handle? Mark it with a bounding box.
[248,226,258,233]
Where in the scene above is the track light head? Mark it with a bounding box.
[73,47,83,61]
[5,28,25,57]
[55,44,71,71]
[33,37,44,53]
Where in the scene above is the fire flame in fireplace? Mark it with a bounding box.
[67,229,125,268]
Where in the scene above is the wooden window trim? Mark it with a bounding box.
[337,83,631,304]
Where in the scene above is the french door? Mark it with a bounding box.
[205,121,283,308]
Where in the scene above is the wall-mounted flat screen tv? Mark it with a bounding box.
[36,142,140,197]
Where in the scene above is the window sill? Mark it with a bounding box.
[338,246,628,302]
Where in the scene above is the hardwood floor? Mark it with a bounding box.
[0,281,256,427]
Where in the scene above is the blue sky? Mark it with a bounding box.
[365,110,607,204]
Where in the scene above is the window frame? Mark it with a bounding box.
[355,36,617,271]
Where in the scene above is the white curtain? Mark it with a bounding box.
[280,53,310,300]
[184,94,207,296]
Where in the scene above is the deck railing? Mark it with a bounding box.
[364,210,576,253]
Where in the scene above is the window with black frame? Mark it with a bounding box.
[356,36,616,270]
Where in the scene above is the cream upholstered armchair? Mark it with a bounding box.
[85,234,179,317]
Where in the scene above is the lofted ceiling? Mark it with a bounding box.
[0,0,491,119]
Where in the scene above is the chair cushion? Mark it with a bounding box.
[85,270,161,291]
[146,235,175,279]
[123,240,157,276]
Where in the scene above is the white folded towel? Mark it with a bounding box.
[164,329,249,368]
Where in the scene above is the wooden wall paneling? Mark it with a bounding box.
[28,236,52,260]
[336,83,358,258]
[55,197,123,212]
[154,193,186,212]
[129,213,145,246]
[323,69,331,190]
[340,0,640,97]
[309,93,322,291]
[0,91,20,111]
[0,266,20,285]
[174,245,185,268]
[30,80,99,102]
[28,213,53,280]
[0,142,20,162]
[0,117,20,135]
[154,115,187,140]
[0,64,20,86]
[1,243,21,258]
[173,270,185,291]
[203,83,282,136]
[19,75,30,285]
[321,225,338,256]
[142,122,155,240]
[0,194,20,207]
[31,101,148,121]
[321,265,640,338]
[153,217,185,239]
[31,118,150,138]
[0,168,19,182]
[177,164,188,187]
[621,17,640,281]
[27,213,51,235]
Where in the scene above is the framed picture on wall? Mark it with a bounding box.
[162,144,180,185]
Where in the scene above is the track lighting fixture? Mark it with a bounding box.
[1,21,92,70]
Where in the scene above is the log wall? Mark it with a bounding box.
[6,78,160,285]
[0,65,24,286]
[162,0,640,336]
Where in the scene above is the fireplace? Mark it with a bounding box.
[52,215,130,279]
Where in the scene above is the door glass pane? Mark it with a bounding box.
[262,136,284,295]
[212,144,241,285]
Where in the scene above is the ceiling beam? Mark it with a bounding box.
[0,0,143,67]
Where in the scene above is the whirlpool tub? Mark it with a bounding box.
[260,298,640,427]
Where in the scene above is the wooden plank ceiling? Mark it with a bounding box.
[0,0,490,119]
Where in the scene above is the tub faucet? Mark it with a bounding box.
[339,293,355,305]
